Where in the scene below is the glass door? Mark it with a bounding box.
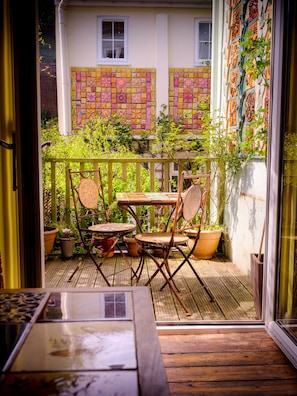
[276,0,297,348]
[266,0,297,369]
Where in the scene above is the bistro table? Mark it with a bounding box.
[116,192,179,232]
[0,286,169,396]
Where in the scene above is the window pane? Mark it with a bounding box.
[102,21,112,39]
[199,42,210,59]
[114,21,124,38]
[102,42,114,58]
[195,20,212,64]
[114,40,124,58]
[199,23,210,40]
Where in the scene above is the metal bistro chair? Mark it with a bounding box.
[134,172,214,316]
[67,169,136,285]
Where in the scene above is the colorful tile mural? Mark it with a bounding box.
[71,67,156,134]
[169,68,211,132]
[71,66,211,135]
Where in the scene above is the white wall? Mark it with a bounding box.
[66,7,211,67]
[224,161,267,275]
[56,4,211,134]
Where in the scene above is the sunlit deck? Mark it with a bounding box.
[45,250,258,323]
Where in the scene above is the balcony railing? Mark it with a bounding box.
[43,157,198,229]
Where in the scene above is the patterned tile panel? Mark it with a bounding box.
[169,67,211,133]
[71,67,156,134]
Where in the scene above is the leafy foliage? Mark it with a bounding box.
[240,108,268,159]
[41,116,158,227]
[193,102,245,226]
[241,27,271,87]
[151,104,195,159]
[240,18,271,159]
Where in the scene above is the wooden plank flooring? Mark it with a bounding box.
[45,251,258,323]
[158,330,297,395]
[44,253,297,394]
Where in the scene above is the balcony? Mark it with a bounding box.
[43,157,258,323]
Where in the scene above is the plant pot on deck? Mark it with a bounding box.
[186,229,222,259]
[94,236,116,258]
[123,236,140,257]
[60,238,76,259]
[44,226,58,260]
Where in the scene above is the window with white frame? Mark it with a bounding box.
[98,16,128,64]
[195,19,212,66]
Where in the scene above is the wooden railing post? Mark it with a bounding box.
[50,161,57,224]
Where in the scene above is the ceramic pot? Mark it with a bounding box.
[94,237,116,258]
[44,226,58,260]
[187,229,222,259]
[60,238,76,258]
[123,236,140,257]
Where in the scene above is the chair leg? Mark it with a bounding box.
[114,242,138,280]
[149,257,191,316]
[142,249,180,292]
[160,252,215,302]
[164,258,180,292]
[67,249,110,286]
[138,249,191,316]
[68,257,84,282]
[131,256,145,285]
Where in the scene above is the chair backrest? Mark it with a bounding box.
[68,169,108,235]
[164,172,210,258]
[179,172,210,231]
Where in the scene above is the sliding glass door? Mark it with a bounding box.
[276,0,297,348]
[266,0,297,368]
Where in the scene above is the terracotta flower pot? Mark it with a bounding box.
[186,229,222,259]
[94,237,116,258]
[124,236,140,257]
[44,226,58,260]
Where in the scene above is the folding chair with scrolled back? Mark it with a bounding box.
[67,168,136,285]
[134,172,214,316]
[159,172,215,301]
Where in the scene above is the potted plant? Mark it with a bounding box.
[58,226,77,259]
[44,225,58,260]
[92,236,117,258]
[189,102,245,259]
[186,225,224,260]
[123,234,140,257]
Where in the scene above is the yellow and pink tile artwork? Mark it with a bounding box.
[71,67,156,134]
[71,66,211,135]
[169,68,211,133]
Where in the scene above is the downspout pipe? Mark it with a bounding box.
[57,0,70,135]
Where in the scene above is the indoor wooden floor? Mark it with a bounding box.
[159,330,297,395]
[45,251,257,323]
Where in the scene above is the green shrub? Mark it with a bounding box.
[41,116,159,226]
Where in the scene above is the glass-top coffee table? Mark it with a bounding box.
[0,286,169,396]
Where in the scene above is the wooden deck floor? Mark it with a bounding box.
[44,253,297,394]
[45,251,258,323]
[159,330,297,395]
